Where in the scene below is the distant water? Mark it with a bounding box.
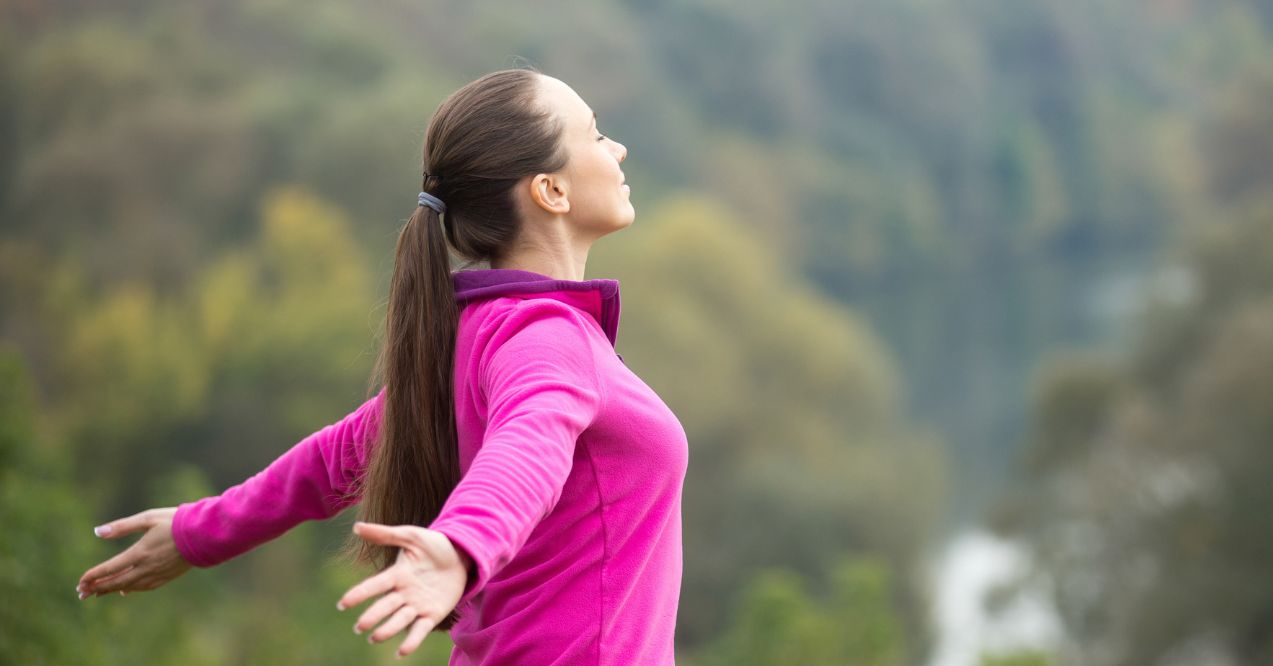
[928,529,1063,666]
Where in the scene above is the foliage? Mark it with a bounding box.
[0,346,215,665]
[686,556,906,666]
[991,64,1273,665]
[2,0,1272,661]
[47,185,378,514]
[595,194,947,644]
[980,651,1054,666]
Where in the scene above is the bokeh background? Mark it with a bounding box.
[2,0,1271,664]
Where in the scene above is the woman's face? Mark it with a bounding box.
[536,75,633,235]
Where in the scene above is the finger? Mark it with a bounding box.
[97,564,171,595]
[397,616,435,658]
[338,569,397,611]
[354,591,404,635]
[120,573,167,593]
[369,605,418,644]
[87,565,133,589]
[79,550,142,590]
[92,565,148,595]
[93,510,156,539]
[89,563,176,595]
[352,521,412,548]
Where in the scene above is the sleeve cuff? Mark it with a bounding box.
[171,501,216,568]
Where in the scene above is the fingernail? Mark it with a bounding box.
[94,525,112,537]
[353,624,362,635]
[78,591,88,601]
[336,601,346,611]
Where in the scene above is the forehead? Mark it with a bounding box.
[536,75,593,129]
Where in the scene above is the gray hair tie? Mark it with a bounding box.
[418,191,447,214]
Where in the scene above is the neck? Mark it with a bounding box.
[490,227,593,281]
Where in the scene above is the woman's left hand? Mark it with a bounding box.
[338,521,471,658]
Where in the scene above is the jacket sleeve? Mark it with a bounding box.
[170,390,385,567]
[427,300,606,607]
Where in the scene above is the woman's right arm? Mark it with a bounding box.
[170,389,385,567]
[77,391,385,596]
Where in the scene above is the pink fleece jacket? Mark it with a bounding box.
[171,268,689,664]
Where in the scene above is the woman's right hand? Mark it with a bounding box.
[77,507,193,599]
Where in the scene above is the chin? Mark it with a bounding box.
[604,203,635,229]
[589,204,636,239]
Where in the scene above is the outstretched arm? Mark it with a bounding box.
[170,389,386,567]
[77,390,387,598]
[422,300,606,607]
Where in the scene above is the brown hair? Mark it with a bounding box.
[340,66,569,629]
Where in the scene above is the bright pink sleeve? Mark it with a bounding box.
[428,301,606,606]
[170,390,385,567]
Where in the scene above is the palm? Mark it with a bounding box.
[77,507,193,598]
[338,521,471,659]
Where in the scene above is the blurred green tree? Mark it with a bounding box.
[686,556,906,665]
[991,64,1273,665]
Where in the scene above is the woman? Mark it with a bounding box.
[76,67,689,664]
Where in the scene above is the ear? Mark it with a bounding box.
[527,172,571,215]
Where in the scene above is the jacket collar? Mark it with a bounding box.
[452,268,622,348]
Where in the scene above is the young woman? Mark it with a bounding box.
[76,67,689,664]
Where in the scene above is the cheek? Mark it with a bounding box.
[590,145,619,175]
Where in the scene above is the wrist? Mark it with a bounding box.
[427,526,476,583]
[455,546,475,576]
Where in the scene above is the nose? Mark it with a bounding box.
[613,140,627,163]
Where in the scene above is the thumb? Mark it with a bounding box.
[352,521,410,546]
[94,510,154,539]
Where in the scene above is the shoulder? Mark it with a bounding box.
[471,297,605,390]
[470,297,598,349]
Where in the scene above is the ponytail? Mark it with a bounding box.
[346,196,463,629]
[336,67,569,632]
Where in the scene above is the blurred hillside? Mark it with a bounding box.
[991,64,1273,665]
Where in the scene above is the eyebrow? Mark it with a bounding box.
[590,111,597,130]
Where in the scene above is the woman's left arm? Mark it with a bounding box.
[401,301,605,606]
[336,301,607,656]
